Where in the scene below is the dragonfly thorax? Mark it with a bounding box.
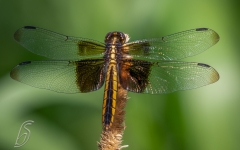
[104,32,129,61]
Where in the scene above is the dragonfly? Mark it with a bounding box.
[10,26,219,129]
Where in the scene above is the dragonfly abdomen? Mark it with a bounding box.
[102,64,118,129]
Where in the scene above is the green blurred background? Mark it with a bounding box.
[0,0,239,150]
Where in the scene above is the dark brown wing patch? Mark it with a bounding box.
[119,59,153,93]
[75,59,106,92]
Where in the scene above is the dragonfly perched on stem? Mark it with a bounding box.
[10,26,219,130]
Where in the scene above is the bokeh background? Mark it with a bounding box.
[0,0,239,150]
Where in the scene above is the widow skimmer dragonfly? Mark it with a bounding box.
[10,26,219,129]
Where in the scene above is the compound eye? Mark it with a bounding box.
[119,32,127,44]
[104,32,113,43]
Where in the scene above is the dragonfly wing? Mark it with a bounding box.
[124,28,219,61]
[10,59,106,93]
[14,26,105,60]
[120,59,219,94]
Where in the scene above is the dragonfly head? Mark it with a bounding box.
[105,32,130,45]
